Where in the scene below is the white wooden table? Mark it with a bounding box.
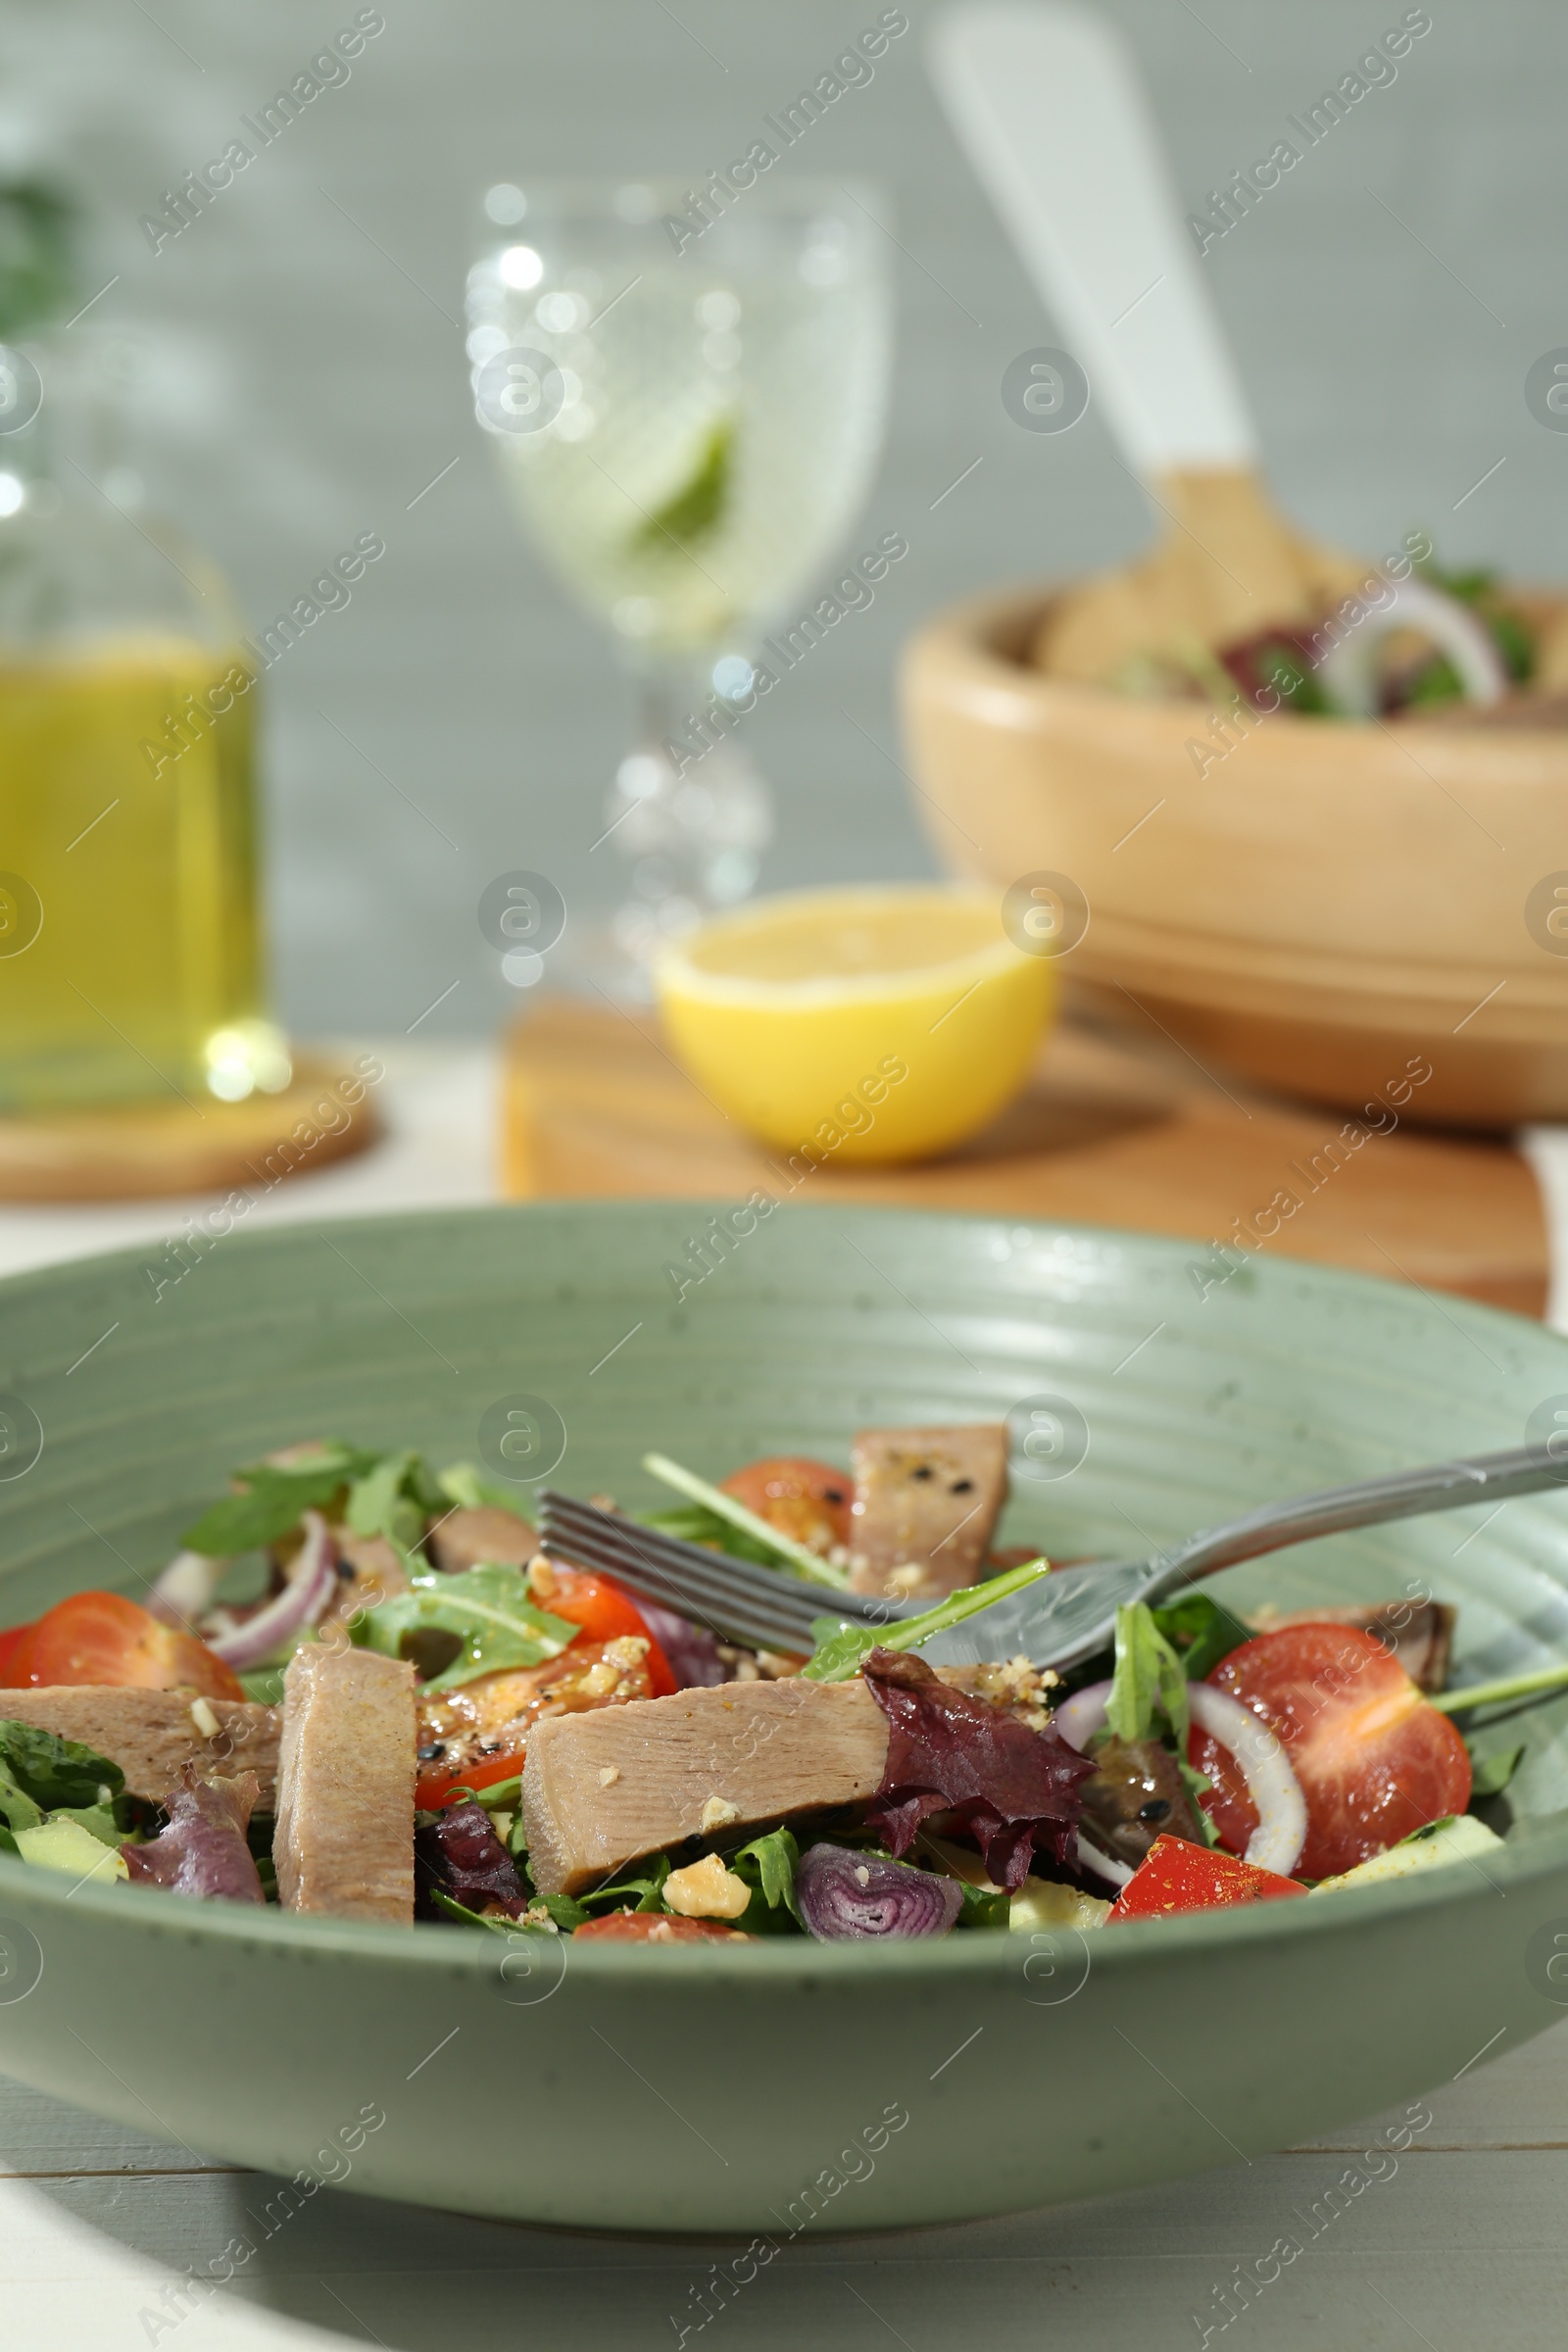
[5,1043,1568,2343]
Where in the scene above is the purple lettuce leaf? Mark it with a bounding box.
[860,1648,1096,1891]
[122,1767,266,1904]
[415,1798,526,1919]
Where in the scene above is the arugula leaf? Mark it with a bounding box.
[729,1826,802,1932]
[181,1444,381,1553]
[954,1877,1011,1929]
[642,1451,849,1589]
[430,1889,532,1935]
[437,1463,535,1518]
[1467,1741,1525,1798]
[641,1504,780,1567]
[467,1774,523,1815]
[239,1663,290,1706]
[580,1853,672,1916]
[532,1889,590,1932]
[345,1450,423,1553]
[1152,1593,1252,1682]
[803,1557,1051,1683]
[355,1565,577,1693]
[0,1720,123,1813]
[1176,1759,1222,1846]
[0,1768,41,1837]
[1104,1603,1190,1748]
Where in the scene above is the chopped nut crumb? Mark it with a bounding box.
[188,1697,220,1740]
[700,1793,740,1834]
[885,1563,925,1596]
[731,1657,762,1681]
[523,1902,560,1934]
[579,1661,620,1697]
[604,1635,650,1674]
[854,1864,870,1887]
[597,1765,621,1788]
[664,1851,751,1920]
[935,1655,1064,1723]
[527,1554,559,1600]
[754,1650,800,1679]
[587,1493,617,1513]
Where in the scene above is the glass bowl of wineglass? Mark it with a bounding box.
[466,177,893,994]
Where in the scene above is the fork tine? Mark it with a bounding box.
[535,1491,859,1652]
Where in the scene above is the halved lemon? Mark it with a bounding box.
[654,885,1054,1164]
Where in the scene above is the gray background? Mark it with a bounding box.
[7,0,1553,1038]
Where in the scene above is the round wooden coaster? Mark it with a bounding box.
[0,1052,383,1202]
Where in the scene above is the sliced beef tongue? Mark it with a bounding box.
[849,1424,1009,1599]
[273,1645,416,1926]
[1079,1736,1203,1871]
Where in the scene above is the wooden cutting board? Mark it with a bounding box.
[502,998,1547,1317]
[0,1052,381,1202]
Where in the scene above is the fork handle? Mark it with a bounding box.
[1140,1446,1566,1603]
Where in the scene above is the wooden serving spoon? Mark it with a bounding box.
[929,4,1367,685]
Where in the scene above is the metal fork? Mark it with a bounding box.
[538,1446,1567,1669]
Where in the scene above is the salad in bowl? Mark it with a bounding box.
[0,1423,1540,1945]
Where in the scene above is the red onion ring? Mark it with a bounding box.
[1053,1678,1111,1752]
[147,1549,228,1632]
[1188,1682,1307,1877]
[1076,1830,1134,1887]
[1317,574,1508,717]
[205,1511,337,1670]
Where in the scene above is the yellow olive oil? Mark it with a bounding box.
[0,639,283,1111]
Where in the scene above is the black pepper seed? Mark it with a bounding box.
[416,1742,447,1761]
[951,1477,974,1494]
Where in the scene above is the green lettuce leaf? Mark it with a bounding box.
[1104,1603,1190,1748]
[355,1565,577,1693]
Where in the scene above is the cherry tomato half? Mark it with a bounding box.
[0,1621,36,1683]
[1106,1834,1307,1923]
[1,1590,243,1700]
[720,1456,852,1553]
[573,1912,746,1942]
[1190,1623,1471,1881]
[414,1568,675,1809]
[536,1565,677,1688]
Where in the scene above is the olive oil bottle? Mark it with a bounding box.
[0,347,288,1112]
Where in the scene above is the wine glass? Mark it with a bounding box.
[466,177,892,993]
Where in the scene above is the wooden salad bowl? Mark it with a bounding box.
[900,588,1568,1128]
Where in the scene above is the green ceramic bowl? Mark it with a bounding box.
[2,1202,1567,2233]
